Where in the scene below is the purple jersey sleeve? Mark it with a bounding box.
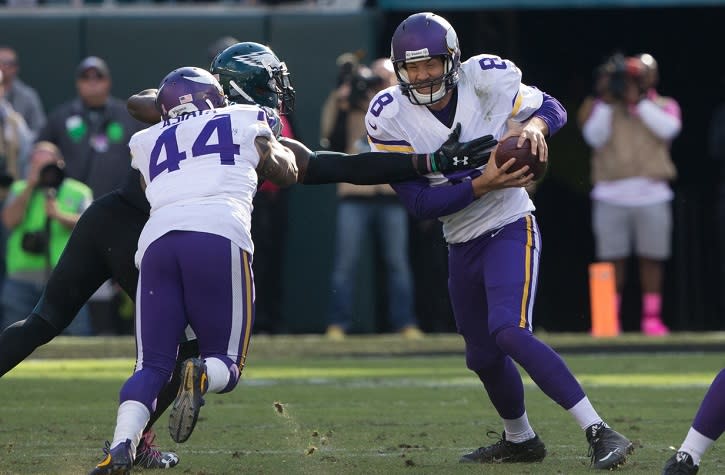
[391,177,476,220]
[533,92,568,136]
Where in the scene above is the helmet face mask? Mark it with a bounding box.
[390,12,461,105]
[156,67,226,120]
[210,42,296,114]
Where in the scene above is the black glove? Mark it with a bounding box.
[421,123,498,174]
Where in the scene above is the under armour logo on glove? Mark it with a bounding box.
[424,123,498,174]
[453,156,469,167]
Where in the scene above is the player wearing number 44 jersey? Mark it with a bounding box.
[89,66,298,475]
[367,12,634,469]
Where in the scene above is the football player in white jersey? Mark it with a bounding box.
[366,12,633,469]
[89,66,297,475]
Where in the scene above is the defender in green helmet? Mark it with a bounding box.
[210,42,295,114]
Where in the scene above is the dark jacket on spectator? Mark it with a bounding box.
[37,96,144,199]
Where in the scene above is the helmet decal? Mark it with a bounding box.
[186,74,220,85]
[405,48,430,62]
[232,51,277,72]
[446,28,459,54]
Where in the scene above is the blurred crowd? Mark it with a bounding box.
[0,47,142,335]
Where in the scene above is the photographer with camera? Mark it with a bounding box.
[0,141,92,333]
[579,53,681,336]
[322,57,423,340]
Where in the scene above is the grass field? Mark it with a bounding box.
[1,334,724,474]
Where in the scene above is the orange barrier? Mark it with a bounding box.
[589,262,619,337]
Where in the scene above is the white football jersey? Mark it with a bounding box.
[365,54,541,243]
[130,103,271,266]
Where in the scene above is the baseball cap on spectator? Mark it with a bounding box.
[76,56,110,78]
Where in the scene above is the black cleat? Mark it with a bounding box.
[134,429,179,469]
[586,423,634,469]
[169,357,208,443]
[89,439,133,475]
[459,431,546,463]
[663,451,699,474]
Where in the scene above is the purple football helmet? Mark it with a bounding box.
[156,67,226,120]
[390,12,461,105]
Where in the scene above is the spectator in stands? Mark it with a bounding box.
[38,56,144,198]
[323,57,422,340]
[580,53,681,336]
[0,69,32,182]
[0,68,33,331]
[319,51,363,152]
[0,141,92,334]
[0,46,45,138]
[37,56,145,334]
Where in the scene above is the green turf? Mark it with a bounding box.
[18,332,725,359]
[1,338,724,474]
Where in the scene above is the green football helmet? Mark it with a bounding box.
[210,42,295,114]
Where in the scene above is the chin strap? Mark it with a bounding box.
[410,82,448,105]
[229,79,256,104]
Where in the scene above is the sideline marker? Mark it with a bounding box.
[589,262,619,337]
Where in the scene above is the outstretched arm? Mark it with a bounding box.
[280,137,426,185]
[279,125,497,185]
[127,89,161,125]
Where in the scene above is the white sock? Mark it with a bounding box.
[679,427,714,466]
[503,412,536,443]
[205,357,231,393]
[568,397,603,430]
[111,400,150,459]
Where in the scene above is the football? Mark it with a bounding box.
[493,135,548,181]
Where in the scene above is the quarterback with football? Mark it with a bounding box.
[366,12,634,469]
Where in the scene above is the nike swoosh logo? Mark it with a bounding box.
[597,450,621,462]
[368,122,378,130]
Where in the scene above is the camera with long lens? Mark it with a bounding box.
[37,162,65,190]
[599,53,644,102]
[348,70,384,111]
